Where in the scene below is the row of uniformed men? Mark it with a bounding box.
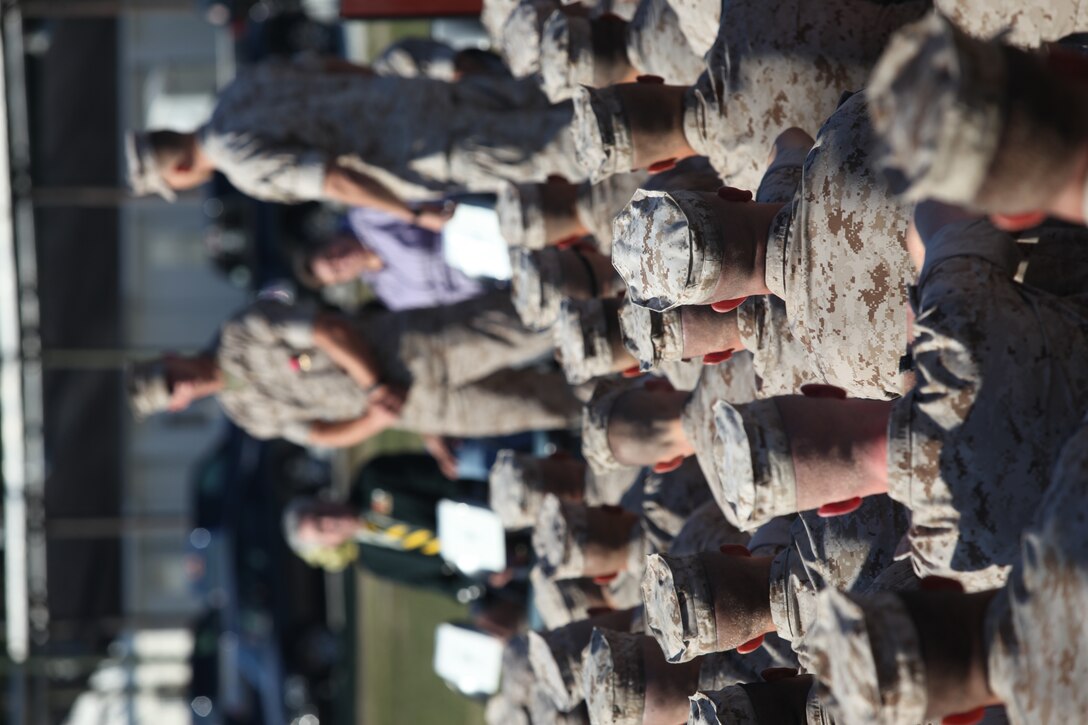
[121,3,1088,721]
[479,3,1088,725]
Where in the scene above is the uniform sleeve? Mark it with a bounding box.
[208,131,327,204]
[223,297,318,351]
[755,144,809,204]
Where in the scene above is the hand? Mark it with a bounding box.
[413,203,455,232]
[422,434,460,480]
[369,384,407,416]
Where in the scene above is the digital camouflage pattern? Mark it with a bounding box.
[678,0,926,190]
[533,494,591,579]
[500,0,562,77]
[639,457,714,555]
[986,421,1088,725]
[372,37,458,80]
[582,629,646,725]
[218,293,580,443]
[528,608,643,711]
[666,0,721,57]
[625,0,705,86]
[687,688,758,725]
[707,397,802,532]
[498,181,548,248]
[934,0,1088,47]
[887,220,1088,591]
[572,86,634,182]
[666,500,750,558]
[202,60,583,204]
[641,551,719,663]
[765,93,913,400]
[503,634,538,707]
[680,356,758,528]
[805,590,927,725]
[768,496,910,649]
[531,565,598,629]
[576,171,650,252]
[682,0,928,190]
[736,295,823,397]
[488,449,548,530]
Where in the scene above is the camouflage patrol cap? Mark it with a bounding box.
[510,247,566,330]
[498,182,548,249]
[534,494,590,579]
[612,190,723,312]
[709,399,797,531]
[806,589,927,725]
[555,298,619,385]
[618,297,685,371]
[531,687,593,725]
[502,0,560,77]
[540,10,596,102]
[125,131,177,202]
[582,629,646,725]
[489,450,546,530]
[532,565,594,629]
[126,359,171,419]
[503,634,538,706]
[687,688,758,725]
[572,86,634,182]
[529,627,588,712]
[485,695,531,725]
[641,553,717,664]
[581,378,644,475]
[868,12,1007,205]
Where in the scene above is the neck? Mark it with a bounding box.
[583,507,640,577]
[643,640,701,725]
[774,395,893,511]
[681,305,744,358]
[615,83,697,169]
[541,182,590,243]
[190,135,216,175]
[703,552,774,650]
[750,202,784,298]
[902,590,1002,720]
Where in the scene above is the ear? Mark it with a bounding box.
[736,634,765,654]
[701,349,734,365]
[555,234,582,249]
[719,544,751,557]
[716,186,754,202]
[989,211,1047,231]
[710,297,747,313]
[652,456,684,474]
[636,74,665,84]
[592,572,618,585]
[817,497,863,517]
[620,365,643,378]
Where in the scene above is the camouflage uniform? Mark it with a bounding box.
[538,0,704,102]
[888,219,1088,591]
[216,293,580,443]
[986,420,1088,725]
[764,93,914,400]
[372,38,458,80]
[680,357,759,527]
[581,629,794,725]
[768,496,910,653]
[200,60,584,205]
[529,608,645,712]
[681,0,928,190]
[934,0,1088,47]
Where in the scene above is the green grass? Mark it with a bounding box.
[357,570,485,725]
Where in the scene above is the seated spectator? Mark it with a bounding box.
[296,206,485,311]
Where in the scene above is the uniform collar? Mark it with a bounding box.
[764,203,793,300]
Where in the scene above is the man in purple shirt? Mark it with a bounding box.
[297,206,486,311]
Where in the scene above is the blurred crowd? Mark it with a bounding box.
[120,1,1088,723]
